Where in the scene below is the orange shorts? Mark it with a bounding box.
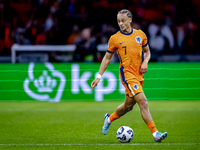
[121,79,143,97]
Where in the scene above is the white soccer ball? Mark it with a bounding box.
[116,126,134,143]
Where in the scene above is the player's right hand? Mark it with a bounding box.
[91,78,100,89]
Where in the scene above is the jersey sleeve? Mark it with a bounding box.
[139,30,148,47]
[107,36,116,53]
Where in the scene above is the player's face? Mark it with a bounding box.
[117,14,132,33]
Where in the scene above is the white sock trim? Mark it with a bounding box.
[107,117,111,124]
[153,131,158,137]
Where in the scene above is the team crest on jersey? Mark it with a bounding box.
[133,84,139,90]
[135,36,142,44]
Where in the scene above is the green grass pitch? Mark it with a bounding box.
[0,100,199,150]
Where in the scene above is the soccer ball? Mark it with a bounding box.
[116,126,134,143]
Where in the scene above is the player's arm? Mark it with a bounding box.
[91,52,113,89]
[140,44,151,74]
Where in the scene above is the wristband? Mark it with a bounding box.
[97,74,102,79]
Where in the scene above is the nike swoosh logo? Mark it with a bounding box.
[120,42,125,45]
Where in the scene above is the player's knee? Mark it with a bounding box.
[138,99,148,110]
[127,105,133,111]
[125,104,134,112]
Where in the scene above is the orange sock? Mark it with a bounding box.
[147,121,158,134]
[109,111,120,122]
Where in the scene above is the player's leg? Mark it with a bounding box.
[102,95,136,135]
[133,92,152,124]
[134,92,168,142]
[109,95,136,123]
[114,95,136,117]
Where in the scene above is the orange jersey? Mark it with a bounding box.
[107,28,148,82]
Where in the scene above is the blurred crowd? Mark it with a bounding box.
[0,0,200,62]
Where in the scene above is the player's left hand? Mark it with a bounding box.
[140,61,148,74]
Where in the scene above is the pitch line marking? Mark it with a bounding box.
[0,108,200,112]
[0,143,199,146]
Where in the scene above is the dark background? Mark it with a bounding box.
[0,0,200,62]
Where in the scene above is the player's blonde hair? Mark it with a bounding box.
[118,9,132,18]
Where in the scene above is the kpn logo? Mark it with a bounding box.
[23,62,66,102]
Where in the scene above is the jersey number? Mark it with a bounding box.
[122,46,126,55]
